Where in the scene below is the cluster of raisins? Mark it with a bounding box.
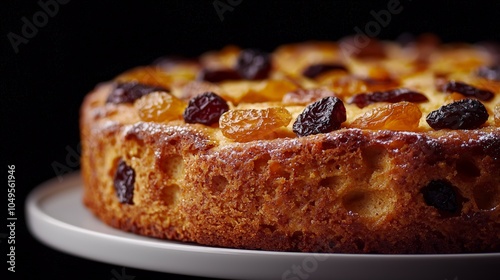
[111,50,497,141]
[342,86,490,131]
[121,85,491,139]
[199,49,272,83]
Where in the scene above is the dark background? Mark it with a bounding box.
[1,0,500,279]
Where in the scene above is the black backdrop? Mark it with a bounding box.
[1,1,500,279]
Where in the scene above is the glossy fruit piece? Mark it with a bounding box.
[293,96,346,137]
[113,159,135,205]
[106,82,168,104]
[236,49,272,80]
[350,102,422,131]
[183,92,229,125]
[349,88,429,108]
[440,81,494,101]
[220,107,292,142]
[426,99,489,130]
[134,92,186,122]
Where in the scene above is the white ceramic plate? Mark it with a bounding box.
[26,173,499,280]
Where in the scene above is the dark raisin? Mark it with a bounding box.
[113,159,135,204]
[106,82,167,104]
[476,65,500,82]
[421,180,458,213]
[440,81,494,101]
[349,88,429,108]
[426,99,489,130]
[236,49,271,80]
[302,63,348,79]
[183,92,229,125]
[198,68,241,83]
[293,96,346,137]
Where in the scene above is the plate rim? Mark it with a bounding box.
[26,172,500,279]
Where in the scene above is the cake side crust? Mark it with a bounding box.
[81,83,500,253]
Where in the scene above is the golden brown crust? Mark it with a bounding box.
[81,40,500,254]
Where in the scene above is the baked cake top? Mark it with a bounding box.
[85,35,500,145]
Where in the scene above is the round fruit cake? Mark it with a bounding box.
[81,35,500,254]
